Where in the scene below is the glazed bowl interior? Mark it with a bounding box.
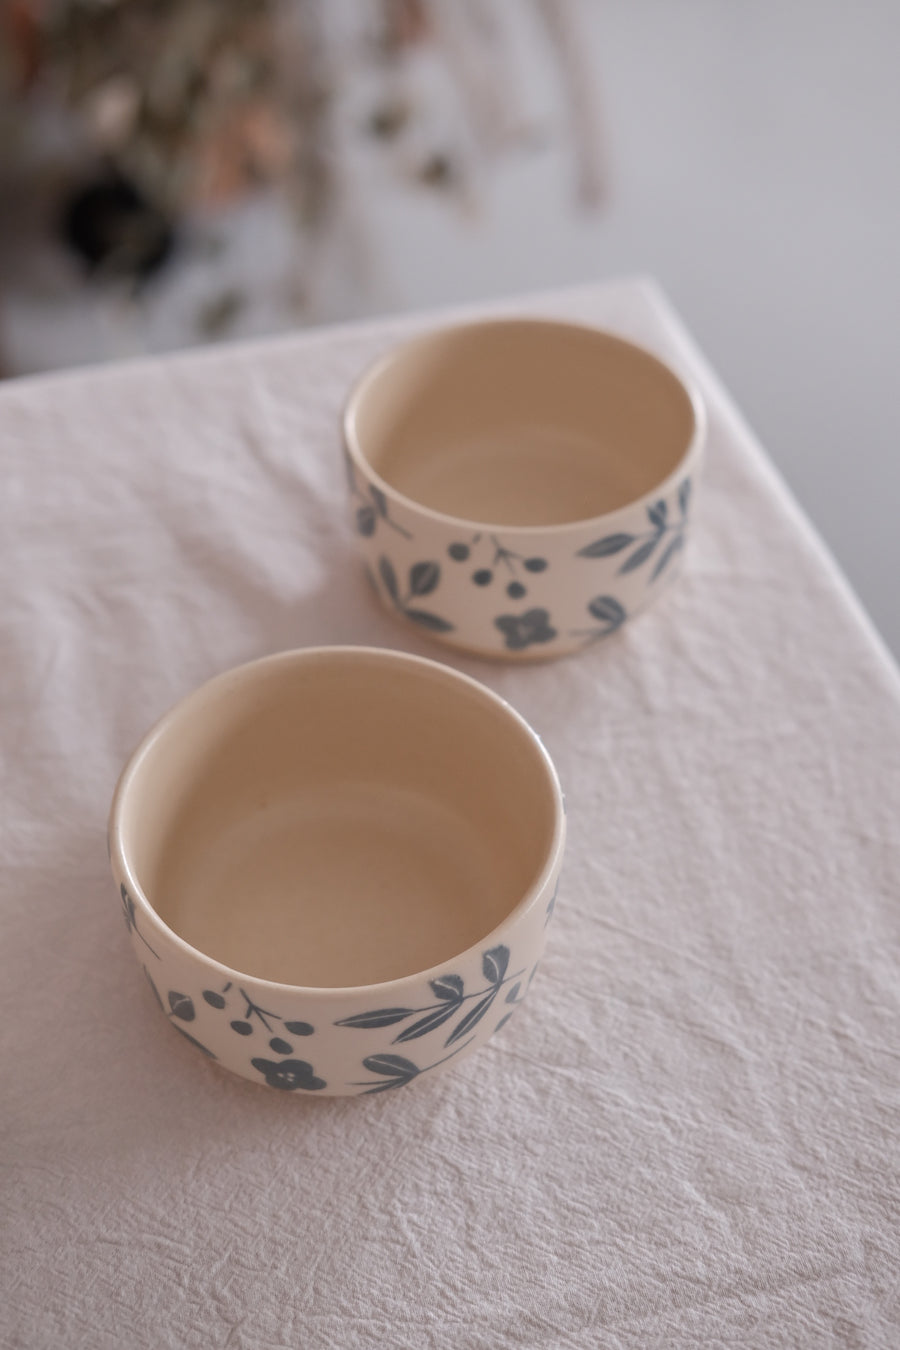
[115,650,559,989]
[345,319,698,528]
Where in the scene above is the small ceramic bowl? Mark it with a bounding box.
[343,318,706,659]
[108,647,565,1096]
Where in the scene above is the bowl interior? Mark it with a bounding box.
[117,651,559,988]
[346,320,698,528]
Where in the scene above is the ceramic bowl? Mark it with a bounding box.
[108,647,565,1096]
[343,318,706,659]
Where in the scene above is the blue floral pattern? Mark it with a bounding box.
[335,944,523,1048]
[570,595,627,645]
[141,973,328,1088]
[350,457,694,655]
[143,965,216,1059]
[121,883,159,959]
[350,1043,473,1095]
[251,1058,326,1092]
[344,449,412,540]
[446,532,549,600]
[576,477,691,582]
[495,608,557,651]
[375,555,454,633]
[127,917,550,1093]
[200,982,317,1044]
[349,971,533,1094]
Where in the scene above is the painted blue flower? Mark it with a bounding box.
[495,607,557,651]
[251,1057,326,1091]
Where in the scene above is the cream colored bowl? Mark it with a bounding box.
[343,318,706,659]
[108,647,565,1096]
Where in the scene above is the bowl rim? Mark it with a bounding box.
[342,316,707,537]
[108,644,567,1000]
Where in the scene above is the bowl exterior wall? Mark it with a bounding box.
[345,445,704,660]
[111,853,563,1097]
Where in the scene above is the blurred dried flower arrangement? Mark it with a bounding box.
[0,0,605,368]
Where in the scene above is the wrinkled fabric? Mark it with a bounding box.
[2,280,899,1350]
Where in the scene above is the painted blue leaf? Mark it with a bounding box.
[230,1020,253,1036]
[647,500,668,530]
[168,991,195,1022]
[494,1012,514,1034]
[678,478,692,517]
[505,982,522,1004]
[269,1037,293,1055]
[370,485,389,517]
[430,974,464,1002]
[587,595,626,627]
[650,532,684,582]
[379,556,399,602]
[123,885,159,957]
[170,1023,216,1058]
[446,990,497,1045]
[482,944,510,985]
[335,1007,414,1029]
[360,1076,412,1094]
[403,608,455,633]
[409,561,440,596]
[576,533,634,558]
[362,1053,420,1079]
[356,505,376,537]
[393,1003,459,1042]
[363,564,379,595]
[202,990,226,1009]
[618,536,660,574]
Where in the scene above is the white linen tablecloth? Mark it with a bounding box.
[2,279,899,1349]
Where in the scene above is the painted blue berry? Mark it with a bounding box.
[524,557,548,573]
[448,542,470,561]
[269,1037,293,1055]
[473,569,493,586]
[507,581,526,599]
[230,1020,253,1036]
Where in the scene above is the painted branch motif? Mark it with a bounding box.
[576,478,691,582]
[334,944,523,1048]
